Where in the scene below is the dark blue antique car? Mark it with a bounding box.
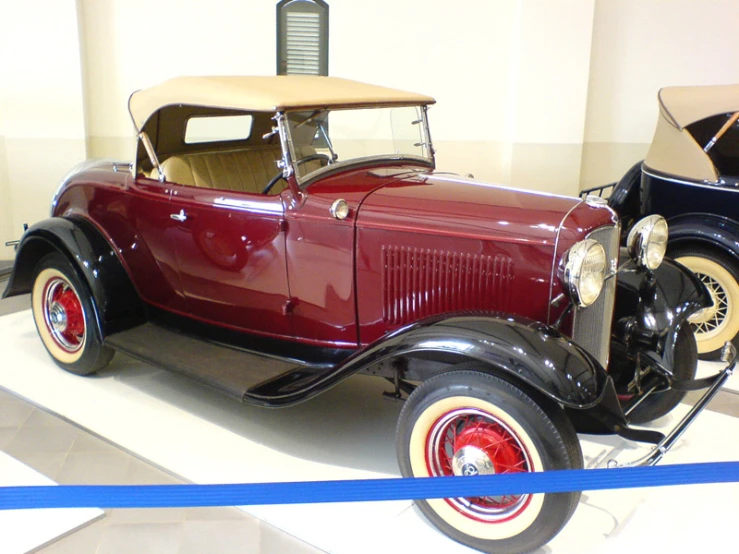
[583,84,739,359]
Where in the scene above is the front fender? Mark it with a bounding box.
[247,314,608,408]
[667,213,739,266]
[612,256,710,373]
[3,217,145,336]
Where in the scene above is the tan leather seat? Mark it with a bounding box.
[158,146,284,194]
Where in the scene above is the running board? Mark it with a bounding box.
[608,342,737,468]
[105,323,305,401]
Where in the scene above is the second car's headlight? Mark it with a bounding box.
[627,215,668,270]
[561,239,607,307]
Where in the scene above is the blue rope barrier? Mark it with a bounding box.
[1,461,738,510]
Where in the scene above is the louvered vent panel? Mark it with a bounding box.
[285,12,321,75]
[382,246,513,325]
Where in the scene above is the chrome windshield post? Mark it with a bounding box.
[274,112,295,180]
[421,105,436,167]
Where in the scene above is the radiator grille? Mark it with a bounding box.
[382,246,513,325]
[571,225,619,367]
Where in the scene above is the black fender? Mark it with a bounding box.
[248,313,609,409]
[2,216,145,336]
[610,256,710,380]
[607,161,643,228]
[666,213,739,266]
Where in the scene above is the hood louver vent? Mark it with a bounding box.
[382,246,513,325]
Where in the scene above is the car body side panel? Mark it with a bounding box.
[168,183,293,337]
[54,170,187,313]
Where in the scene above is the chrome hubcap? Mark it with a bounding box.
[452,445,495,476]
[48,302,68,333]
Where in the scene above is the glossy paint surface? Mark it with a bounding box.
[169,184,292,336]
[47,160,616,352]
[54,167,187,314]
[247,313,607,408]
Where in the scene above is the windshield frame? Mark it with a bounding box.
[281,104,436,188]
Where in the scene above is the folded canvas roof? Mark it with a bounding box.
[128,76,435,131]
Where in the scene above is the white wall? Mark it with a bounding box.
[2,0,739,255]
[0,0,86,255]
[581,0,739,187]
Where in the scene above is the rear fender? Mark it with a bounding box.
[3,217,145,336]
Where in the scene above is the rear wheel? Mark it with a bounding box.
[671,247,739,359]
[396,370,582,554]
[31,252,113,375]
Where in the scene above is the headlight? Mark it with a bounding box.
[561,239,607,307]
[627,215,668,270]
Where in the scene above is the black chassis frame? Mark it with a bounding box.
[4,214,711,442]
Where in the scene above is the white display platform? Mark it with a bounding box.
[0,451,102,553]
[1,309,738,554]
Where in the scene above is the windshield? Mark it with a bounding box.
[284,105,433,183]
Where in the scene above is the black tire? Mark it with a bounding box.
[669,246,739,360]
[626,325,697,425]
[396,370,582,554]
[31,252,114,375]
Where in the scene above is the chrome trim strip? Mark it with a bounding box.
[642,166,721,189]
[213,197,284,215]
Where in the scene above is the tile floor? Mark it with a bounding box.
[0,285,323,554]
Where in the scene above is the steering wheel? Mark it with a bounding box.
[262,154,333,194]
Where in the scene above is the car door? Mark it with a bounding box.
[168,183,293,338]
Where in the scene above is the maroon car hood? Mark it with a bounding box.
[356,171,580,246]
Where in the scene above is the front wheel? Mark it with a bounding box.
[31,252,114,375]
[396,370,582,554]
[671,247,739,359]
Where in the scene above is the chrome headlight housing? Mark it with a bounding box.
[627,215,668,270]
[561,239,607,308]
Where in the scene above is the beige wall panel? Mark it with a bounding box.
[585,0,739,145]
[330,1,517,143]
[4,138,87,236]
[0,138,13,259]
[0,0,86,250]
[434,141,512,185]
[87,136,136,162]
[579,142,650,190]
[510,143,584,196]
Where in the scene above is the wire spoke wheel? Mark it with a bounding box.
[396,370,582,554]
[672,249,739,359]
[31,253,113,374]
[426,408,532,522]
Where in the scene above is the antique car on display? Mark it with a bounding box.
[582,84,739,360]
[3,76,736,554]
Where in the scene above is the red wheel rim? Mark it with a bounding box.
[42,277,86,353]
[425,408,533,522]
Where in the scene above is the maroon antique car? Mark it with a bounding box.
[3,76,734,553]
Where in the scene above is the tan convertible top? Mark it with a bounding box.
[128,76,435,131]
[646,84,739,183]
[658,84,739,129]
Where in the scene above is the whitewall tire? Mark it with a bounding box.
[31,252,113,375]
[672,249,739,359]
[396,370,582,554]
